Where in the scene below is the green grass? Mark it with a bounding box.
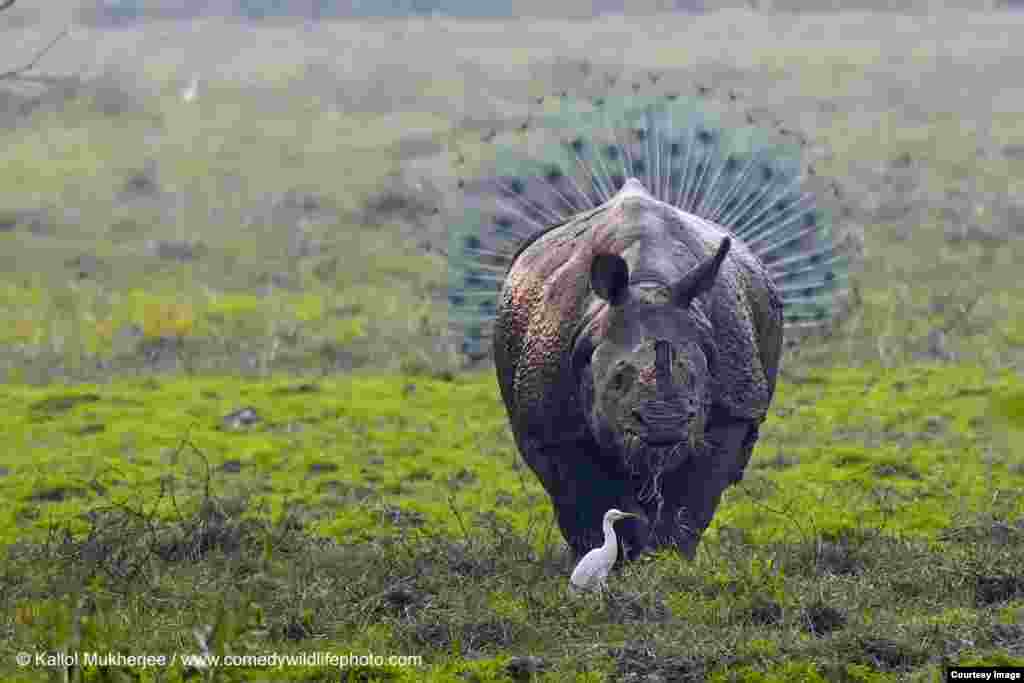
[0,372,516,545]
[0,365,1019,549]
[1,366,1023,681]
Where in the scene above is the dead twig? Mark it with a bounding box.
[1,0,71,82]
[0,28,69,81]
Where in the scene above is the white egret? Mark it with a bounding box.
[181,75,201,103]
[569,508,644,595]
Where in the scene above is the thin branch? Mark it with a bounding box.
[0,26,70,81]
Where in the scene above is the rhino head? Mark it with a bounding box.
[571,233,732,479]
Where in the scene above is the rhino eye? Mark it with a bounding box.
[609,363,636,393]
[570,334,596,377]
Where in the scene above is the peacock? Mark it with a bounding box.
[429,70,852,361]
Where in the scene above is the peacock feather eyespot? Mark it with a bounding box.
[545,165,564,182]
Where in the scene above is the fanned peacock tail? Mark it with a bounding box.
[437,73,853,361]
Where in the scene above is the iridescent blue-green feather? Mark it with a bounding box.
[441,87,850,360]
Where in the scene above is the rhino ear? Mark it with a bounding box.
[591,253,630,306]
[672,236,731,308]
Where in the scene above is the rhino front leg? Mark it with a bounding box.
[524,438,647,561]
[649,418,760,558]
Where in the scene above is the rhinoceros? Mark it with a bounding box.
[437,88,850,560]
[492,177,786,558]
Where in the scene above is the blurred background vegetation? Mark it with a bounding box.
[1,0,1022,386]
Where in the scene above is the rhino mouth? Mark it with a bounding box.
[623,430,695,474]
[644,434,685,446]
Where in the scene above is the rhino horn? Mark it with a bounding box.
[654,339,678,401]
[672,236,731,308]
[590,252,630,306]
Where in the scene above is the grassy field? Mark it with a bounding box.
[1,4,1024,681]
[1,367,1023,681]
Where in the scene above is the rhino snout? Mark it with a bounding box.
[631,399,700,444]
